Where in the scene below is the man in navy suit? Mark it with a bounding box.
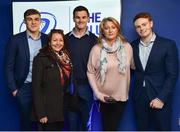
[131,12,179,130]
[5,9,47,130]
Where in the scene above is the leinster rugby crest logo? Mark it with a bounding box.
[19,12,57,34]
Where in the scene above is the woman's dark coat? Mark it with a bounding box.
[32,50,67,123]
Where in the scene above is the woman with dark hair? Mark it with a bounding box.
[32,29,71,131]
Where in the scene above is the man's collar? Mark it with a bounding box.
[69,27,89,37]
[140,32,156,46]
[26,30,41,40]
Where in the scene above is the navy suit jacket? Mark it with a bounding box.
[131,35,179,103]
[5,31,47,93]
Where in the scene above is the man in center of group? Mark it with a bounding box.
[65,5,97,130]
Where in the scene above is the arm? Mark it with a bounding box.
[157,40,179,103]
[87,46,108,102]
[32,56,47,121]
[4,37,18,95]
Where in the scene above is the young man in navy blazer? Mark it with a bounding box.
[131,12,179,131]
[5,9,47,130]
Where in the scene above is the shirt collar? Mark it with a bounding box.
[26,31,41,40]
[69,27,89,37]
[140,32,156,46]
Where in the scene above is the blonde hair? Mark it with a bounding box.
[98,17,126,44]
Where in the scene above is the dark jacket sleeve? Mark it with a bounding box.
[157,40,179,102]
[32,55,46,120]
[4,36,18,93]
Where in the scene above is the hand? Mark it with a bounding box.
[39,117,48,124]
[12,90,18,97]
[96,92,109,102]
[150,98,164,109]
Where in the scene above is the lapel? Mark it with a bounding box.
[21,32,30,60]
[41,33,46,47]
[134,40,144,71]
[145,37,159,72]
[22,32,47,60]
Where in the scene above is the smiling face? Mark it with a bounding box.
[134,17,153,40]
[73,10,89,31]
[50,33,64,52]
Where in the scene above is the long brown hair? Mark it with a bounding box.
[41,29,70,59]
[40,29,72,86]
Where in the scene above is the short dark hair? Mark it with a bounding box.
[133,12,152,23]
[24,9,41,19]
[73,6,89,18]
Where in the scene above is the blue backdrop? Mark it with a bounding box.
[0,0,180,130]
